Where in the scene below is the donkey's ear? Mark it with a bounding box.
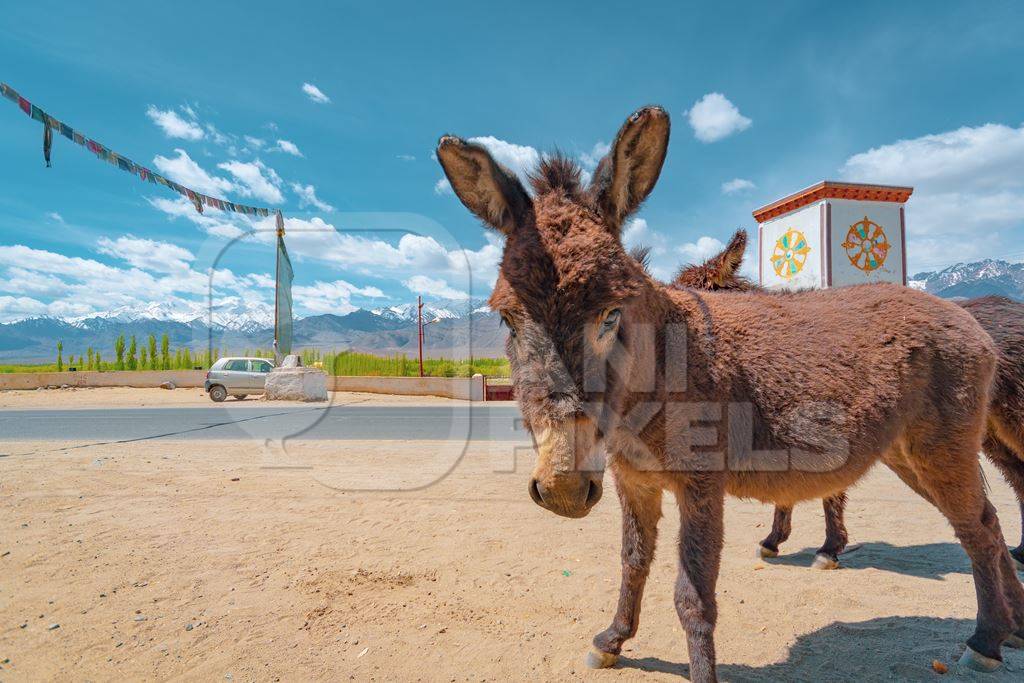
[708,229,747,286]
[436,136,533,234]
[590,106,670,233]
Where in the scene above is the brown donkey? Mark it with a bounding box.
[437,106,1023,680]
[674,235,1024,571]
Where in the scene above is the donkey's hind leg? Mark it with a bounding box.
[909,446,1024,671]
[588,471,662,669]
[757,505,792,559]
[983,433,1024,570]
[812,493,849,570]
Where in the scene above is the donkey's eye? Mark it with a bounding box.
[501,316,517,338]
[600,309,621,336]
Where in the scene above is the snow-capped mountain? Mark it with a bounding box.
[67,298,274,333]
[371,303,462,323]
[909,259,1024,300]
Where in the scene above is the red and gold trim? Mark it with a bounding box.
[753,181,913,223]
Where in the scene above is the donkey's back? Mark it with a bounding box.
[684,283,997,494]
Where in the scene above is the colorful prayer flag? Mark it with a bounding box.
[2,82,274,219]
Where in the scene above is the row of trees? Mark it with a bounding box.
[55,334,229,372]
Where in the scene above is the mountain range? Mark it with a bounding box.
[2,259,1021,364]
[908,259,1024,300]
[0,299,504,363]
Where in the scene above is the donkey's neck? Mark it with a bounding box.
[659,285,738,402]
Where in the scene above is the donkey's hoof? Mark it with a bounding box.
[811,553,840,570]
[756,544,778,559]
[585,648,619,669]
[958,646,1002,673]
[1004,633,1024,649]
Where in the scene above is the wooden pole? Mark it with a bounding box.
[417,295,424,378]
[274,210,285,364]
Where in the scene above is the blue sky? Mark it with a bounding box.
[2,1,1023,323]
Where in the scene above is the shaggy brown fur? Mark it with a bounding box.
[674,237,1024,569]
[437,106,1023,681]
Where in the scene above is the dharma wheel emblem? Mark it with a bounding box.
[771,228,811,279]
[842,216,890,272]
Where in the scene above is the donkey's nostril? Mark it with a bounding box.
[586,479,603,508]
[529,478,544,506]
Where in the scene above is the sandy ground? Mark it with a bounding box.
[2,433,1024,681]
[0,387,462,409]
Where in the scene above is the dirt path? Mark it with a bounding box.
[1,437,1023,680]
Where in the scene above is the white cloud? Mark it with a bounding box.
[244,135,266,150]
[0,295,49,321]
[434,178,452,195]
[271,139,303,157]
[839,122,1024,270]
[686,93,752,143]
[147,196,250,240]
[397,154,416,162]
[721,178,756,194]
[153,149,235,196]
[204,123,231,146]
[146,106,205,140]
[96,235,195,273]
[245,273,276,289]
[0,267,69,297]
[0,239,273,325]
[579,141,611,172]
[403,275,469,301]
[148,200,504,294]
[302,83,331,104]
[291,183,335,212]
[292,279,384,315]
[46,212,64,223]
[468,136,540,185]
[622,218,664,251]
[216,159,284,204]
[677,236,726,265]
[621,218,673,280]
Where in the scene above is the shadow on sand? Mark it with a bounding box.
[616,616,1024,681]
[765,541,971,580]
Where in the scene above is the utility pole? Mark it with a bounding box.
[417,296,442,378]
[417,295,424,378]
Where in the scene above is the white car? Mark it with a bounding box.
[204,357,275,402]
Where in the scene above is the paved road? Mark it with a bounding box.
[0,405,529,442]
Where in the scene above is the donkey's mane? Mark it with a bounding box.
[529,153,585,199]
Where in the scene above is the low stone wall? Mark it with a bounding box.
[329,375,484,400]
[0,370,207,390]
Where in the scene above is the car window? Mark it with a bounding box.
[252,361,273,373]
[224,359,248,372]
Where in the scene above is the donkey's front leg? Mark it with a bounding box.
[587,474,662,669]
[757,505,792,558]
[675,474,726,683]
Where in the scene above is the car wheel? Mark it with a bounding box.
[209,385,227,402]
[235,394,248,400]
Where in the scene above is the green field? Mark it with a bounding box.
[1,350,510,378]
[319,350,509,378]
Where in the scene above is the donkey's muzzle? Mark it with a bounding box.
[528,475,603,518]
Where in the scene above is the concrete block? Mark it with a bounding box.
[264,366,327,402]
